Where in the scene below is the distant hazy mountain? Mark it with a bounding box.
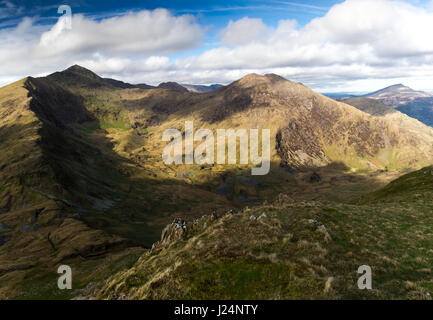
[362,84,433,126]
[322,92,362,99]
[181,83,224,93]
[363,84,432,107]
[157,82,223,93]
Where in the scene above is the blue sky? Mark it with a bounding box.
[0,0,339,55]
[1,1,338,25]
[1,0,433,91]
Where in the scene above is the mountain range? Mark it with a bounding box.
[0,65,432,299]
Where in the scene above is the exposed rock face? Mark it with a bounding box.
[276,120,329,168]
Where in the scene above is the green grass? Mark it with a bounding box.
[356,165,432,203]
[180,258,324,300]
[94,167,433,300]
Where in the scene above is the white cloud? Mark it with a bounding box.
[0,8,204,86]
[2,0,433,92]
[220,17,271,46]
[173,0,433,90]
[37,9,204,55]
[75,54,171,76]
[191,0,433,71]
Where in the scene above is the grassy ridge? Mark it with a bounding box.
[356,165,433,203]
[94,169,433,299]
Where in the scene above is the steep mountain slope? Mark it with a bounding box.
[340,97,397,116]
[131,73,433,171]
[341,97,433,137]
[92,165,433,300]
[46,67,433,173]
[1,67,236,241]
[34,67,433,206]
[58,69,432,208]
[0,69,231,298]
[356,165,433,204]
[0,78,144,299]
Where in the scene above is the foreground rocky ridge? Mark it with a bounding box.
[90,166,433,300]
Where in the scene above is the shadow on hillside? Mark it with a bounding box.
[24,109,397,248]
[116,158,396,246]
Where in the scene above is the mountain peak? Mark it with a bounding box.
[366,83,431,96]
[241,73,288,82]
[363,82,433,108]
[264,73,287,81]
[387,83,406,89]
[233,73,287,89]
[158,82,188,92]
[63,64,101,80]
[240,73,264,80]
[67,64,86,70]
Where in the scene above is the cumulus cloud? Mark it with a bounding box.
[37,9,204,55]
[174,0,433,91]
[0,8,204,85]
[193,0,433,70]
[220,17,271,46]
[2,0,433,92]
[75,54,171,76]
